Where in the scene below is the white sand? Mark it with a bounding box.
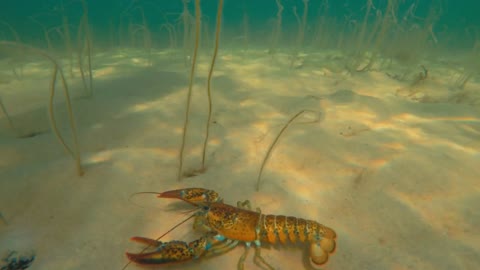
[0,48,479,270]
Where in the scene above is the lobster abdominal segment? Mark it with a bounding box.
[206,202,336,246]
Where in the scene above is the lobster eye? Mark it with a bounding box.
[202,205,209,211]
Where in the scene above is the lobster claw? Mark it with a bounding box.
[126,237,197,265]
[158,188,221,205]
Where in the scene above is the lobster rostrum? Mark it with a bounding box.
[126,188,337,269]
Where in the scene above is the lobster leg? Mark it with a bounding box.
[235,201,275,270]
[202,236,239,258]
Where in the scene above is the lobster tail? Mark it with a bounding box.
[259,215,337,265]
[310,230,336,265]
[260,216,336,243]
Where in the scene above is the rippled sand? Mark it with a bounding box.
[1,49,479,270]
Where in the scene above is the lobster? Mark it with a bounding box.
[125,188,337,269]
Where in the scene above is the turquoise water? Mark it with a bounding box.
[0,0,478,51]
[0,1,479,270]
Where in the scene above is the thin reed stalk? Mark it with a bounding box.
[256,110,319,191]
[76,0,93,97]
[0,41,83,176]
[0,97,16,135]
[60,0,74,77]
[201,0,224,170]
[177,0,201,181]
[269,0,283,56]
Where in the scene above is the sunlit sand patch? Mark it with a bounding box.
[387,188,476,244]
[377,113,480,152]
[341,148,395,170]
[402,126,427,141]
[379,142,406,151]
[234,62,268,76]
[250,121,271,137]
[85,150,113,164]
[114,159,137,174]
[221,54,233,61]
[183,144,203,158]
[460,123,480,135]
[196,62,210,72]
[172,126,183,134]
[241,76,264,88]
[154,49,177,56]
[254,140,340,192]
[151,147,178,159]
[126,97,176,115]
[428,137,478,155]
[369,158,391,168]
[350,109,379,122]
[372,120,399,130]
[390,113,415,124]
[394,113,480,124]
[239,99,257,107]
[223,129,264,169]
[94,66,115,78]
[130,57,150,66]
[250,191,288,213]
[19,65,46,76]
[129,102,150,113]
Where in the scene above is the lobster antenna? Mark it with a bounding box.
[129,191,161,200]
[155,213,196,241]
[128,192,162,209]
[128,192,199,211]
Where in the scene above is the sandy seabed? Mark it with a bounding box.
[0,48,479,270]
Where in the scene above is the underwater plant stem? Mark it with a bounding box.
[182,0,191,67]
[51,65,84,176]
[60,0,74,78]
[201,0,224,170]
[355,0,373,55]
[177,0,201,181]
[160,23,176,48]
[0,212,7,225]
[300,0,309,45]
[76,18,89,97]
[256,110,318,191]
[0,21,21,42]
[0,41,83,176]
[81,0,94,97]
[30,17,53,51]
[49,65,73,156]
[457,73,473,89]
[0,98,16,135]
[137,6,152,65]
[374,0,396,50]
[77,0,94,97]
[269,0,283,56]
[290,0,308,69]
